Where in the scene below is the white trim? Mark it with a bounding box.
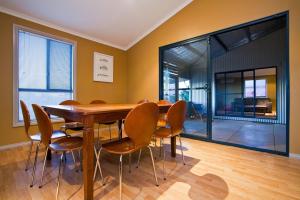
[124,0,193,50]
[0,1,193,51]
[0,6,125,50]
[289,153,300,159]
[0,141,31,151]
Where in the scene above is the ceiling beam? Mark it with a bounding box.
[245,27,252,42]
[213,35,228,52]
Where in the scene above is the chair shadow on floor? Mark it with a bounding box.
[94,146,229,200]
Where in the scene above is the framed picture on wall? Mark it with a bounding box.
[93,52,113,82]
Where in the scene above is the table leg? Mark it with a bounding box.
[83,116,94,200]
[118,120,123,140]
[171,136,176,157]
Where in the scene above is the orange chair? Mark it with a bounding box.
[32,104,83,200]
[153,100,187,180]
[137,99,149,104]
[94,102,159,200]
[90,100,116,143]
[59,100,84,132]
[20,100,67,187]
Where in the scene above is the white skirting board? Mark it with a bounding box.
[289,153,300,159]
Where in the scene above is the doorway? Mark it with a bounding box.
[159,12,289,155]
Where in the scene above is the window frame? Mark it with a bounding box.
[13,24,77,127]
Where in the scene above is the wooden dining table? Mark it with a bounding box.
[43,103,175,200]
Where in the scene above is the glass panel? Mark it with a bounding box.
[19,31,47,89]
[243,71,255,117]
[19,91,73,121]
[215,73,225,94]
[215,94,225,115]
[49,40,72,90]
[226,72,242,94]
[255,68,276,119]
[226,94,243,116]
[162,39,209,138]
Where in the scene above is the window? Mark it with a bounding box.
[14,25,76,125]
[244,79,267,97]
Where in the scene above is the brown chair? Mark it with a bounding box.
[137,99,149,104]
[20,100,67,187]
[90,100,116,143]
[157,100,171,127]
[153,100,187,180]
[94,102,159,200]
[32,104,83,200]
[59,100,84,132]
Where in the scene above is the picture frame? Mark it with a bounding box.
[93,52,113,82]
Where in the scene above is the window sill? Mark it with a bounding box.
[13,118,65,128]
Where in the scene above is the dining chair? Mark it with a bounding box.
[152,100,186,180]
[137,99,149,104]
[32,104,83,200]
[94,102,159,200]
[59,100,84,132]
[20,100,67,187]
[156,100,171,127]
[90,100,116,144]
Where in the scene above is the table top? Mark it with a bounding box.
[43,103,172,115]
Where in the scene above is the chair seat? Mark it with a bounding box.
[49,136,83,152]
[154,127,182,138]
[102,137,138,154]
[30,130,66,141]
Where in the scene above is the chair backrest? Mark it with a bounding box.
[137,99,149,104]
[20,100,31,138]
[124,102,159,147]
[157,100,171,105]
[167,100,186,135]
[90,100,106,104]
[59,100,81,105]
[32,104,53,146]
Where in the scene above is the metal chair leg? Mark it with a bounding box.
[30,142,40,187]
[178,135,186,165]
[119,155,123,200]
[39,147,49,188]
[25,141,33,171]
[148,146,159,186]
[159,138,162,157]
[56,153,64,200]
[128,153,132,173]
[94,147,104,185]
[71,151,76,166]
[136,149,142,168]
[162,138,166,180]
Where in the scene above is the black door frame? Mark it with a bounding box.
[159,11,289,156]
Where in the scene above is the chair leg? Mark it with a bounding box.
[178,135,186,165]
[30,142,40,187]
[128,153,132,173]
[159,138,162,157]
[56,153,64,200]
[161,138,166,180]
[148,146,159,186]
[93,147,104,185]
[71,151,76,166]
[119,155,123,200]
[39,147,49,188]
[136,149,142,168]
[25,141,33,171]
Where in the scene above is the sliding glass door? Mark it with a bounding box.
[160,38,211,139]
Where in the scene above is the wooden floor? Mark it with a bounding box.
[1,127,300,200]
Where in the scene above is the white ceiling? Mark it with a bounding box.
[0,0,192,50]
